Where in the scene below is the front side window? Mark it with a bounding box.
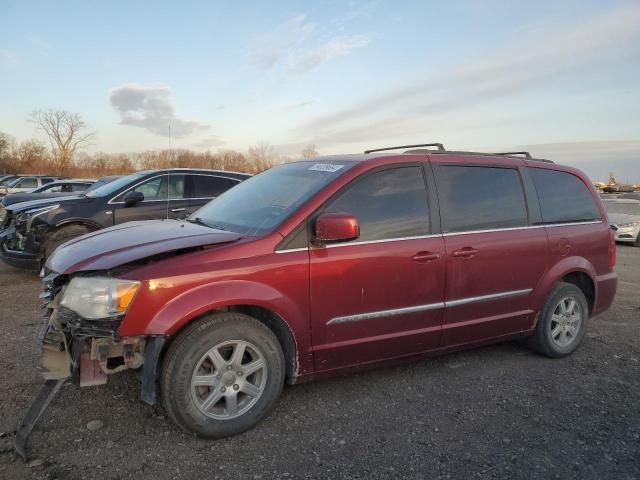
[71,183,90,192]
[191,175,239,198]
[529,168,601,223]
[322,166,430,242]
[116,174,186,201]
[437,166,528,233]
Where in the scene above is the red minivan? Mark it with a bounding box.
[19,145,618,452]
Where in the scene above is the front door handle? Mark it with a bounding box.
[412,251,441,262]
[452,247,479,258]
[171,208,186,212]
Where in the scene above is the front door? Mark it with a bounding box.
[433,163,549,347]
[112,174,189,224]
[309,165,446,372]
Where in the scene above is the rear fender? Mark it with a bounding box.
[531,256,596,319]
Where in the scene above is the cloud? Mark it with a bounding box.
[249,14,370,75]
[191,135,226,150]
[109,83,209,138]
[289,35,370,74]
[28,37,52,56]
[296,4,640,143]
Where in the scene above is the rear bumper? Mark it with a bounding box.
[0,226,41,271]
[593,272,618,317]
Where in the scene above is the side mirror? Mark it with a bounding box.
[123,191,144,206]
[314,213,359,244]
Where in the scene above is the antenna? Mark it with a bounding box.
[166,123,171,220]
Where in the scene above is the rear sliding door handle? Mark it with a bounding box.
[452,247,479,258]
[412,251,441,262]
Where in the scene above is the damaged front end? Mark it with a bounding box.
[15,271,164,460]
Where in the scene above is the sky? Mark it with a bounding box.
[1,0,639,182]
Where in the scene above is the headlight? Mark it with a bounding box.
[617,221,639,228]
[16,204,59,231]
[60,277,141,319]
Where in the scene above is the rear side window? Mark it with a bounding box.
[41,178,55,184]
[191,175,239,198]
[437,166,528,233]
[18,178,38,188]
[529,168,601,223]
[322,166,429,242]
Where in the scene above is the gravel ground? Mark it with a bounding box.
[0,247,639,480]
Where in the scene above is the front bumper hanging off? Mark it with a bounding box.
[14,272,166,460]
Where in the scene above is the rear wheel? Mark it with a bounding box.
[530,282,589,358]
[161,312,285,438]
[44,224,91,259]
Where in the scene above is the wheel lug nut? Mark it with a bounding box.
[221,386,226,393]
[227,365,233,370]
[233,384,239,391]
[237,371,243,376]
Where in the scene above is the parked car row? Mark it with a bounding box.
[0,175,68,196]
[0,168,250,271]
[12,145,618,459]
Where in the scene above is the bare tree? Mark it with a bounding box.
[300,143,318,158]
[28,110,96,174]
[247,141,279,172]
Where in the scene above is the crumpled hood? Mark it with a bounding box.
[608,213,640,225]
[2,192,79,208]
[47,219,242,274]
[6,195,86,213]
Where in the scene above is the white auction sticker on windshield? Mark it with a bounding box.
[309,163,344,173]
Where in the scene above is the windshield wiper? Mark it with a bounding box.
[187,217,228,231]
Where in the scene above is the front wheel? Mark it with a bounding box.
[530,282,589,358]
[161,313,285,438]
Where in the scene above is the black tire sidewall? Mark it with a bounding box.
[162,313,285,438]
[535,283,589,358]
[45,225,90,258]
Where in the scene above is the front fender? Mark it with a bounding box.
[119,279,305,339]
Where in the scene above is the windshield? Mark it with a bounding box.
[0,176,18,186]
[603,200,640,216]
[85,173,146,197]
[191,161,356,235]
[5,177,23,187]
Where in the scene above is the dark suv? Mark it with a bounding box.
[0,168,250,270]
[17,145,617,455]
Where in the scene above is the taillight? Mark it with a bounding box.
[608,228,616,269]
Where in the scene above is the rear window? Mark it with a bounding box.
[191,175,239,198]
[529,168,601,224]
[436,166,528,233]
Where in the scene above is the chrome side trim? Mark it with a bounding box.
[324,234,441,249]
[327,302,445,325]
[275,247,309,254]
[445,288,532,308]
[326,288,533,325]
[442,221,602,236]
[107,174,241,205]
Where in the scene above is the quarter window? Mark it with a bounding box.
[191,175,239,198]
[322,166,430,242]
[437,166,528,233]
[529,168,601,223]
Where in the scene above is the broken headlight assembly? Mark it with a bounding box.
[60,276,140,320]
[15,204,59,232]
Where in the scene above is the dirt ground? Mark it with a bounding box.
[0,247,638,480]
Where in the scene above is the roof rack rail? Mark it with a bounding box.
[494,151,532,159]
[364,143,445,154]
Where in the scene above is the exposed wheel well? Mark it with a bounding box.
[561,272,595,313]
[163,305,298,385]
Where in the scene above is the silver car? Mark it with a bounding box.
[603,198,640,246]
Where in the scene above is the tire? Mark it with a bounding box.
[161,312,285,438]
[634,233,640,248]
[530,282,589,358]
[44,224,92,259]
